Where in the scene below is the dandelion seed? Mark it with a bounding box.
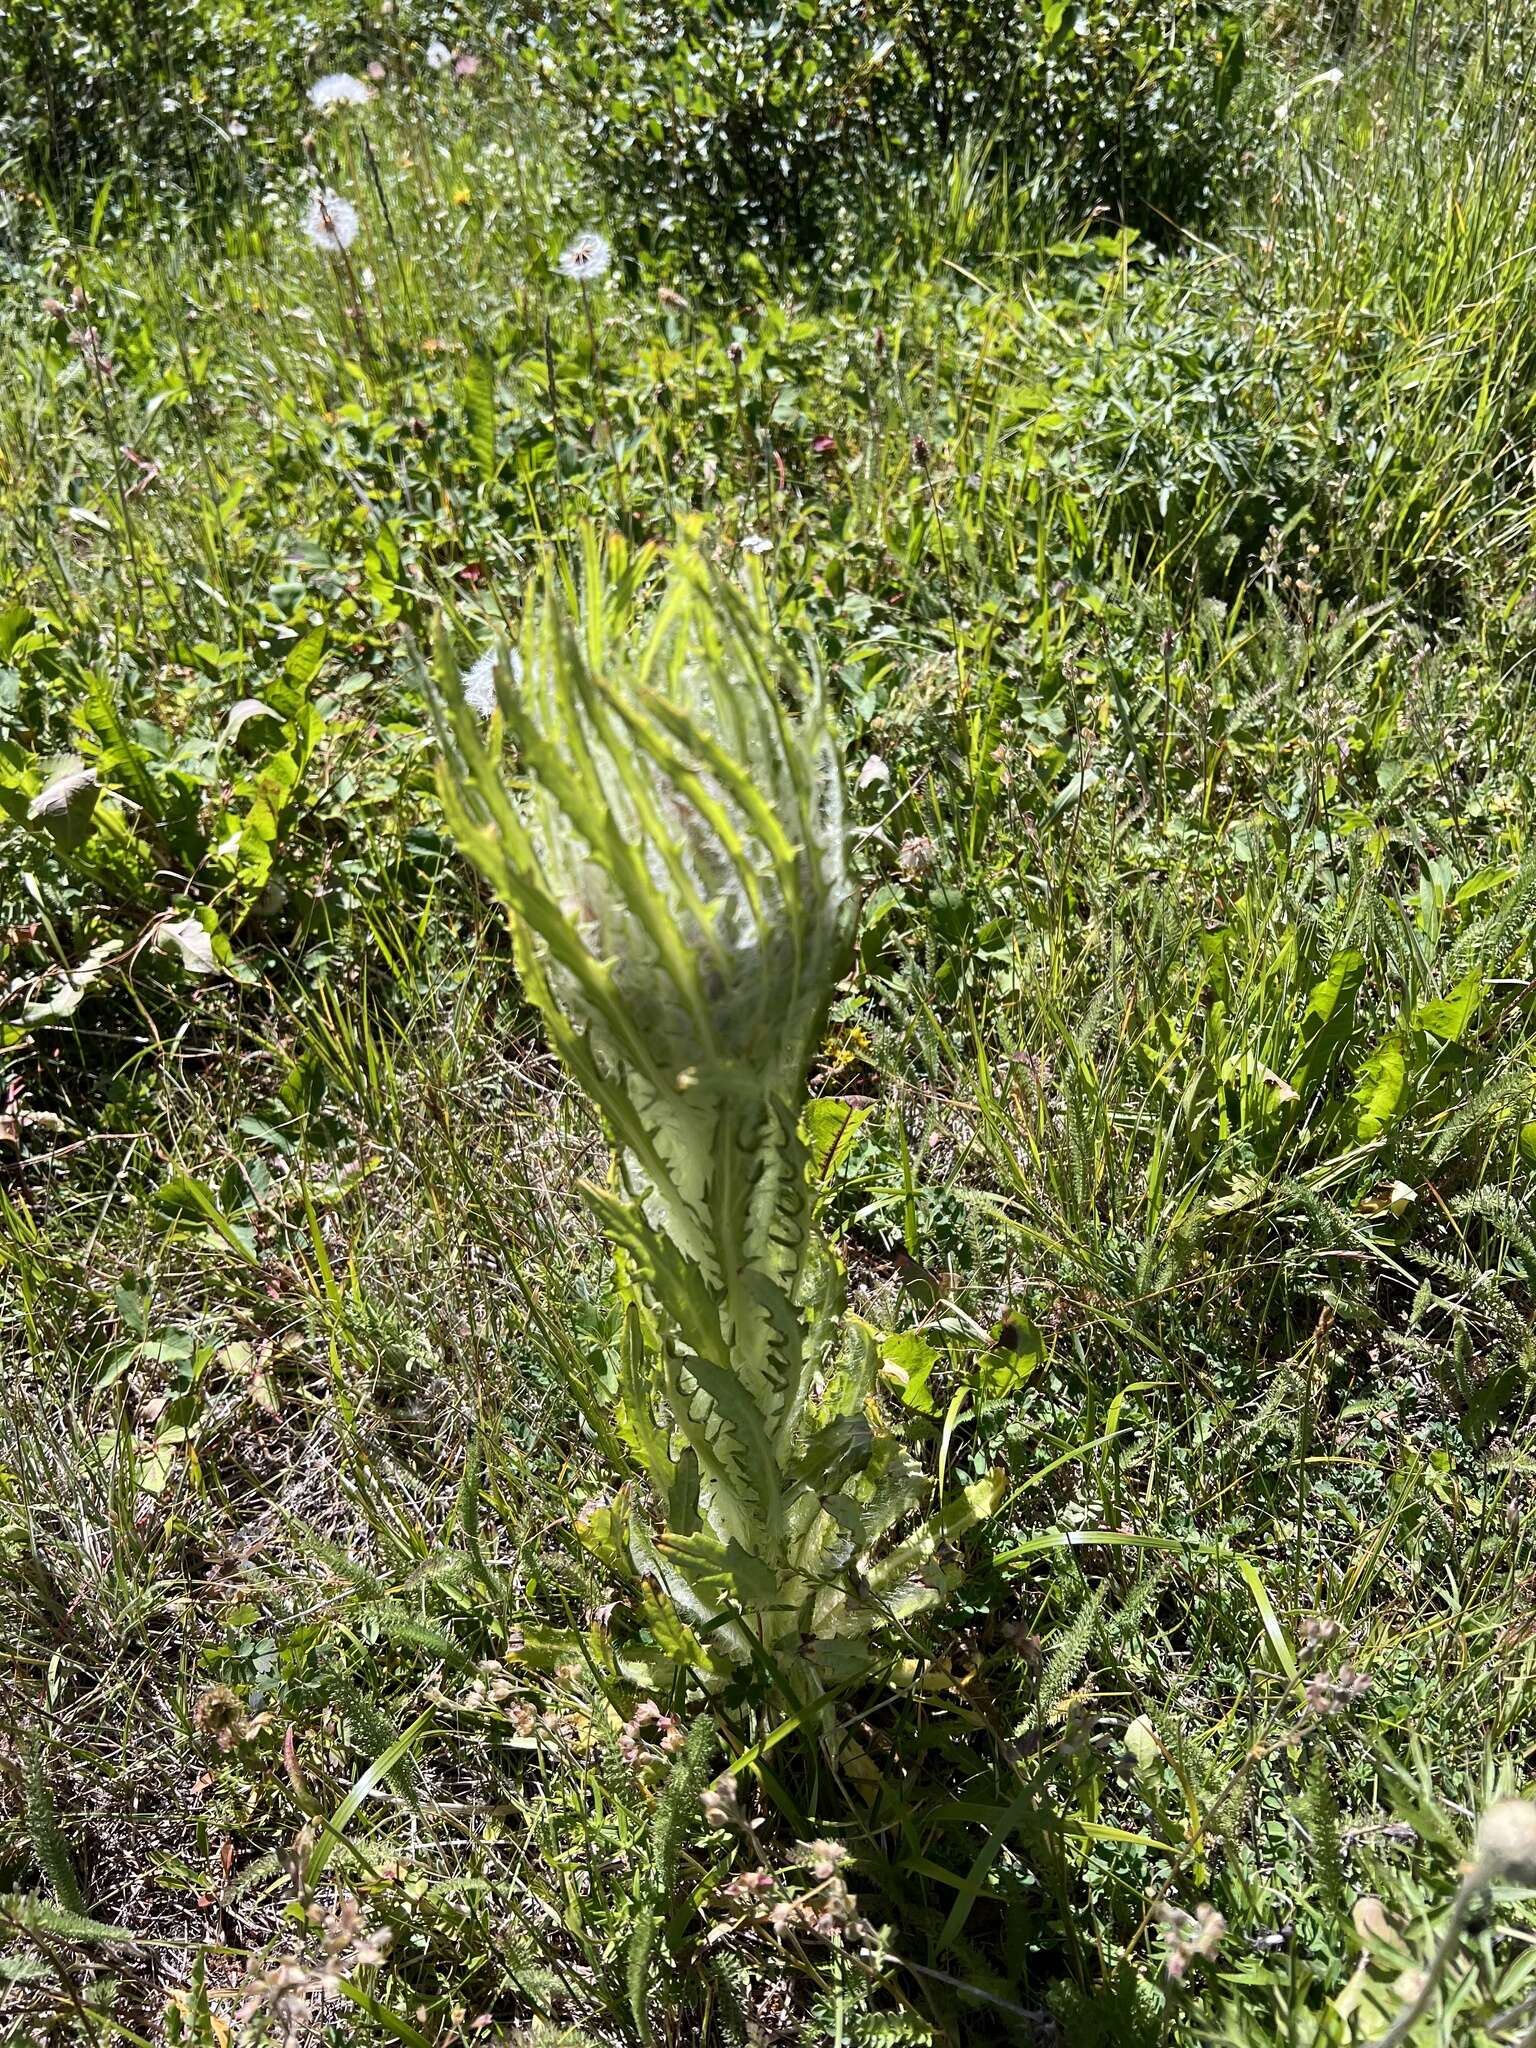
[558,230,611,282]
[425,37,452,70]
[463,653,497,719]
[303,188,360,254]
[309,72,371,111]
[463,647,520,719]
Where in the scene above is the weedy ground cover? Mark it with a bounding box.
[1,1,1535,2043]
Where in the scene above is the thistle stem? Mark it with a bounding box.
[1365,1860,1489,2048]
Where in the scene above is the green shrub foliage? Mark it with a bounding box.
[555,0,1248,267]
[0,0,454,213]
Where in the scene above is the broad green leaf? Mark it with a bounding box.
[153,1174,258,1263]
[154,912,221,976]
[224,697,284,750]
[881,1328,940,1413]
[27,760,99,849]
[1414,971,1482,1045]
[0,603,31,659]
[803,1096,871,1182]
[284,626,326,687]
[1292,948,1366,1092]
[81,669,163,825]
[21,939,117,1025]
[1354,1032,1407,1140]
[1455,863,1518,906]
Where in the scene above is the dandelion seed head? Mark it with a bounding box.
[425,37,452,69]
[1478,1800,1536,1884]
[303,188,360,254]
[309,72,371,110]
[463,646,521,719]
[558,230,611,283]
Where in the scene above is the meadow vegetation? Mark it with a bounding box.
[2,1,1536,2042]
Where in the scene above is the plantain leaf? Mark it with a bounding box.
[1354,1031,1407,1140]
[1414,970,1482,1045]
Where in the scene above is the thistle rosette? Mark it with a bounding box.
[432,543,1003,1675]
[433,548,853,1554]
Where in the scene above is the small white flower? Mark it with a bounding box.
[739,533,772,556]
[425,37,452,70]
[463,647,521,718]
[227,117,248,138]
[309,72,371,110]
[558,230,611,283]
[303,188,360,254]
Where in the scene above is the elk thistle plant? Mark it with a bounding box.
[431,540,1002,1698]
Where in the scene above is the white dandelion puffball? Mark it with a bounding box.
[425,37,452,70]
[303,188,360,254]
[310,72,370,110]
[463,646,521,719]
[1478,1800,1536,1884]
[558,230,611,283]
